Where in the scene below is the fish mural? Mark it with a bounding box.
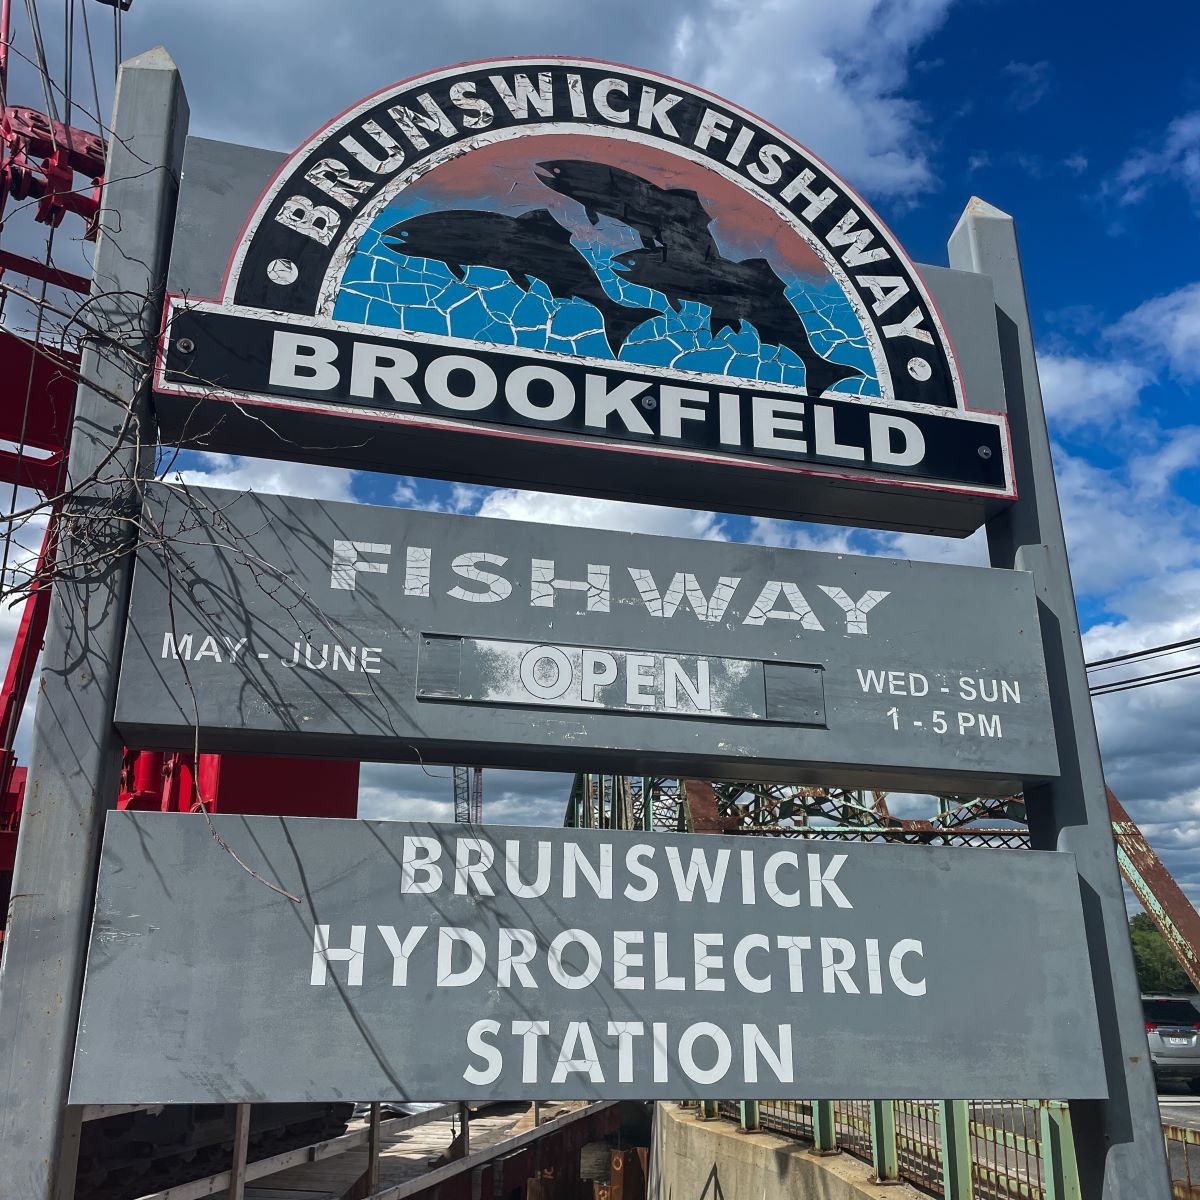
[333,134,877,397]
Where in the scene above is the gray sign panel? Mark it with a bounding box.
[69,813,1105,1103]
[115,483,1057,793]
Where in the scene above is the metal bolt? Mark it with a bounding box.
[641,396,657,409]
[977,445,993,460]
[176,337,195,354]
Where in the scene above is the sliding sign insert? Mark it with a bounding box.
[115,483,1056,794]
[155,58,1013,536]
[70,814,1105,1103]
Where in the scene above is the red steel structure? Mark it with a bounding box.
[0,28,361,932]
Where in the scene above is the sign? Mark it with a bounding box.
[154,58,1014,535]
[69,814,1106,1103]
[115,483,1058,794]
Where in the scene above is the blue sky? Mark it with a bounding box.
[5,1,1200,897]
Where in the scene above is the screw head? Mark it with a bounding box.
[176,337,195,355]
[978,445,993,460]
[641,396,658,410]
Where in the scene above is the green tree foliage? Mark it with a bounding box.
[1129,913,1195,994]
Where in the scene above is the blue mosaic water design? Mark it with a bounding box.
[333,205,879,397]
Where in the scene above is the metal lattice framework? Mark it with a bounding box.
[563,773,1032,848]
[709,781,1031,847]
[452,766,483,824]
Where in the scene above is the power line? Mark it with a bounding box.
[23,0,57,123]
[1086,634,1200,672]
[1090,661,1200,698]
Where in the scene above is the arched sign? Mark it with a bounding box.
[155,59,1014,532]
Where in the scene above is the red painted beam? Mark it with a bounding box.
[0,247,91,294]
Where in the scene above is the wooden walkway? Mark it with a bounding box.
[215,1103,582,1200]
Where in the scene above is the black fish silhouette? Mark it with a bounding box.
[614,247,862,394]
[536,159,718,259]
[383,209,658,355]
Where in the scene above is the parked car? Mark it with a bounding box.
[1143,995,1200,1090]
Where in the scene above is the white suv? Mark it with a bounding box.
[1143,995,1200,1091]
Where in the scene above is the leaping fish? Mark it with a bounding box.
[536,159,719,260]
[383,208,658,356]
[613,246,863,394]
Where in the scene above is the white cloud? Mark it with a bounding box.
[1111,110,1200,208]
[877,526,988,567]
[164,452,360,503]
[664,0,955,195]
[472,487,729,541]
[1053,445,1200,598]
[357,763,571,828]
[1117,282,1200,380]
[748,518,857,554]
[1002,61,1051,112]
[1036,351,1151,433]
[112,0,954,199]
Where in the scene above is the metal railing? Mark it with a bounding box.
[705,1098,1078,1198]
[707,1100,1197,1198]
[1165,1123,1200,1198]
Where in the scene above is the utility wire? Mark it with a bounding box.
[79,0,101,139]
[1086,634,1200,672]
[62,0,72,128]
[1091,662,1200,698]
[23,0,57,123]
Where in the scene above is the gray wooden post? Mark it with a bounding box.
[367,1102,382,1193]
[0,48,188,1200]
[949,197,1171,1198]
[228,1104,252,1200]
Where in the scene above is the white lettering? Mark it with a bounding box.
[310,924,365,986]
[498,929,538,989]
[753,395,807,450]
[808,853,852,908]
[869,412,926,466]
[463,1020,502,1085]
[678,1022,732,1085]
[349,342,420,404]
[331,540,390,591]
[448,552,511,603]
[376,925,427,986]
[454,838,495,896]
[819,586,890,636]
[436,927,487,987]
[547,929,603,990]
[269,331,339,391]
[275,195,340,245]
[400,836,443,894]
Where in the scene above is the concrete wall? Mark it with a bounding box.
[648,1104,925,1200]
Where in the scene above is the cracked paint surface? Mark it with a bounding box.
[329,133,879,397]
